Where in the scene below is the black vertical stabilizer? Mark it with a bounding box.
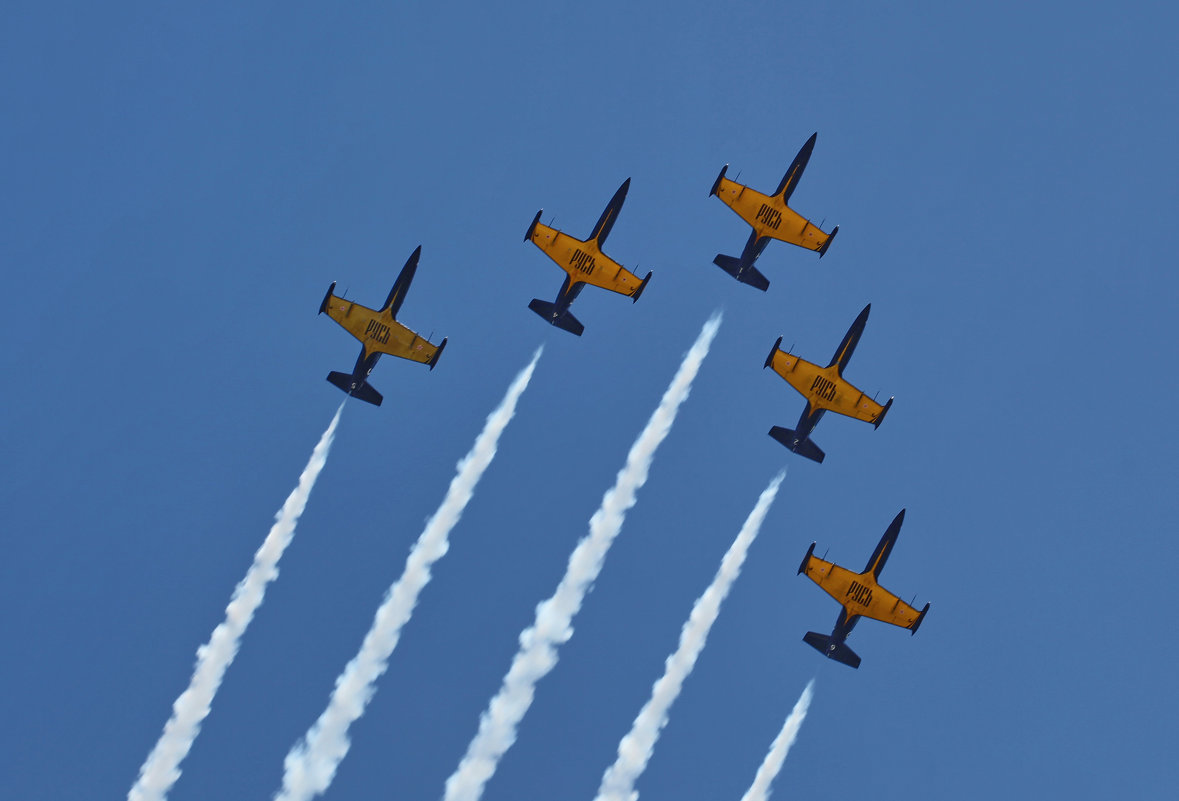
[775,132,817,203]
[382,245,421,317]
[828,303,871,375]
[863,509,905,578]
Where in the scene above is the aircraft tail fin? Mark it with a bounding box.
[326,371,383,406]
[803,632,861,669]
[528,299,584,336]
[768,426,825,463]
[712,254,769,292]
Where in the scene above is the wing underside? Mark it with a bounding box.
[801,556,922,631]
[325,297,440,364]
[713,175,833,252]
[529,223,646,298]
[768,349,886,423]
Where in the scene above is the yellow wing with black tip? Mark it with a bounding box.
[766,345,889,425]
[527,220,649,298]
[712,174,835,253]
[710,133,837,255]
[321,292,442,366]
[798,548,927,632]
[525,178,652,303]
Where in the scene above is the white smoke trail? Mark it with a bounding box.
[595,472,785,801]
[274,349,542,801]
[128,403,345,801]
[740,681,815,801]
[443,314,722,801]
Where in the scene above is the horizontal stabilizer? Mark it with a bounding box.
[326,371,383,406]
[803,632,861,669]
[712,254,769,292]
[768,426,825,463]
[528,299,584,336]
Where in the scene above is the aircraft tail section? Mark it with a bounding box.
[326,371,383,406]
[712,254,769,292]
[768,426,825,463]
[803,632,861,669]
[528,299,584,336]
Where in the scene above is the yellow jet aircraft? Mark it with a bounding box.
[797,509,930,669]
[318,245,447,406]
[709,132,838,291]
[524,178,652,336]
[763,303,892,463]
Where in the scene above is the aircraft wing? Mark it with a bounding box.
[768,346,888,425]
[855,585,926,630]
[579,254,649,298]
[712,174,834,253]
[799,549,859,606]
[528,221,651,301]
[828,382,889,424]
[799,546,925,632]
[323,296,442,365]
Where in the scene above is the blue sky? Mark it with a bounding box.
[2,2,1177,799]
